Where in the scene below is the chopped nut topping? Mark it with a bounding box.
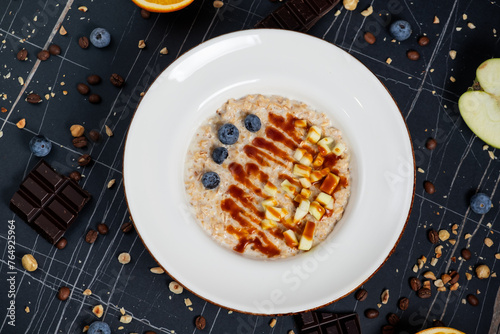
[105,125,113,137]
[160,47,168,55]
[468,22,476,29]
[118,252,131,264]
[466,273,472,280]
[92,304,104,318]
[83,289,92,296]
[430,257,438,266]
[423,271,437,280]
[78,6,88,12]
[449,50,457,59]
[213,0,224,8]
[184,298,192,307]
[107,179,116,189]
[438,230,450,241]
[361,6,373,16]
[464,233,472,239]
[138,40,146,49]
[449,282,459,291]
[59,25,67,35]
[150,267,165,274]
[381,289,389,304]
[169,281,183,294]
[120,314,133,324]
[484,238,494,247]
[433,16,440,24]
[269,318,277,328]
[434,279,444,288]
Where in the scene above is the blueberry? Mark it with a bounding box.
[87,321,111,334]
[470,193,492,214]
[389,20,412,41]
[90,28,111,48]
[218,123,239,145]
[201,171,220,189]
[212,147,228,164]
[244,114,261,132]
[29,135,52,157]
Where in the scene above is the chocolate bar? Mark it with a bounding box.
[255,0,340,33]
[295,311,361,334]
[10,160,91,244]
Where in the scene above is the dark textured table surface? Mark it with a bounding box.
[1,0,499,333]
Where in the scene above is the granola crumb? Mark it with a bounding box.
[449,50,457,59]
[433,16,440,24]
[468,22,476,29]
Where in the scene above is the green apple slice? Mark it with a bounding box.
[458,58,500,149]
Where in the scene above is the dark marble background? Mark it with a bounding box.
[0,0,499,333]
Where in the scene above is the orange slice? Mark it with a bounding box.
[416,328,465,334]
[131,0,194,12]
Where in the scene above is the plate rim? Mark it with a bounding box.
[122,28,416,316]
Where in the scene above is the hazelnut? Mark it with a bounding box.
[476,265,490,279]
[22,254,38,272]
[118,252,131,264]
[70,124,85,137]
[92,304,104,318]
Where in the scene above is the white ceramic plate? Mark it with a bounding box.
[123,29,415,315]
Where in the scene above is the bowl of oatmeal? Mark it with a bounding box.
[123,29,415,314]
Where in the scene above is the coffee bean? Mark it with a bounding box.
[78,154,92,166]
[78,36,90,49]
[428,229,439,244]
[87,74,102,85]
[97,223,109,235]
[355,289,368,301]
[461,248,471,260]
[88,94,101,104]
[449,271,460,285]
[57,286,71,301]
[195,316,206,330]
[417,288,432,299]
[466,294,479,306]
[387,313,400,326]
[37,50,50,61]
[410,277,422,291]
[140,8,151,19]
[17,49,28,61]
[381,325,395,334]
[121,222,134,233]
[72,136,88,148]
[424,181,436,194]
[110,73,125,87]
[77,83,90,95]
[398,297,409,310]
[433,320,445,327]
[55,237,67,250]
[26,93,42,104]
[364,308,379,319]
[407,50,420,61]
[48,44,61,56]
[69,171,82,182]
[363,32,376,44]
[418,36,430,46]
[85,229,98,243]
[89,130,101,142]
[426,138,437,150]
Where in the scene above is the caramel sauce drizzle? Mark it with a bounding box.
[322,153,341,170]
[243,145,285,167]
[279,174,301,187]
[265,126,298,150]
[268,113,303,143]
[228,162,265,197]
[245,163,269,184]
[227,185,264,219]
[252,137,294,163]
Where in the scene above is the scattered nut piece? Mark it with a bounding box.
[492,272,497,278]
[118,252,131,264]
[423,280,431,289]
[386,57,392,64]
[476,265,490,279]
[169,281,183,294]
[450,76,456,82]
[120,314,133,324]
[464,233,472,239]
[484,238,494,247]
[1,107,7,113]
[434,279,444,288]
[138,40,146,49]
[433,16,440,24]
[16,118,26,129]
[92,304,104,318]
[381,289,389,304]
[269,318,277,328]
[105,125,113,137]
[435,245,443,257]
[439,230,450,241]
[70,124,85,137]
[120,307,125,315]
[452,223,458,231]
[495,253,500,260]
[449,239,456,245]
[18,76,24,85]
[483,145,489,151]
[150,267,164,274]
[213,0,224,8]
[184,298,192,307]
[450,282,459,291]
[83,325,89,332]
[456,27,462,31]
[448,50,457,61]
[361,6,373,16]
[107,179,116,189]
[59,25,67,35]
[343,0,359,11]
[468,22,476,29]
[83,289,92,296]
[430,257,438,266]
[78,6,88,12]
[437,287,447,292]
[423,271,437,280]
[466,273,472,280]
[413,264,418,273]
[462,13,467,20]
[418,255,427,269]
[160,47,168,55]
[441,274,451,284]
[489,151,496,160]
[334,10,341,16]
[25,306,30,313]
[22,254,38,271]
[418,167,425,173]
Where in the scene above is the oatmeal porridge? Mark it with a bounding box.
[184,94,350,259]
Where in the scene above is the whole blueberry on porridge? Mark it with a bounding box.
[184,94,350,259]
